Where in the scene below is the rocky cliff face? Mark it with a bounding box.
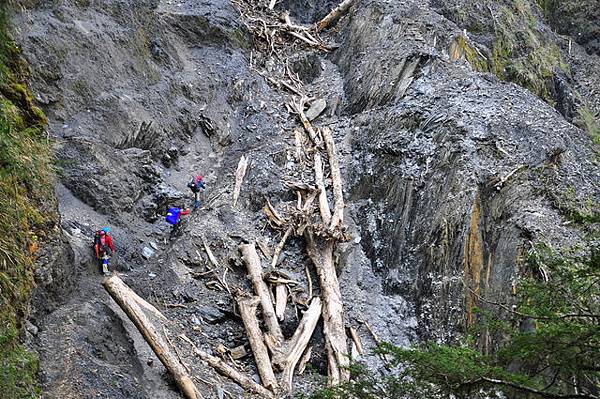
[12,0,599,397]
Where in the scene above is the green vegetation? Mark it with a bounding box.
[0,4,54,398]
[534,0,559,19]
[491,0,567,102]
[453,0,567,104]
[309,241,600,399]
[556,186,600,225]
[0,313,41,398]
[576,106,600,148]
[449,35,490,72]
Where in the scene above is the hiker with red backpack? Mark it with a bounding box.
[187,175,206,209]
[94,227,115,275]
[165,206,190,238]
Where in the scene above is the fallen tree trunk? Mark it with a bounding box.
[313,151,332,226]
[316,0,355,31]
[103,276,202,399]
[237,296,279,392]
[348,326,364,356]
[297,345,312,375]
[239,243,284,343]
[275,284,288,321]
[292,97,321,146]
[278,297,322,391]
[179,334,275,399]
[305,236,350,384]
[322,127,345,231]
[271,226,293,269]
[233,155,249,207]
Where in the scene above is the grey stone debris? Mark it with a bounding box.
[25,320,39,336]
[198,306,226,324]
[141,247,155,259]
[305,98,327,121]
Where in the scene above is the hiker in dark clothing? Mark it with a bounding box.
[187,175,206,209]
[94,227,115,275]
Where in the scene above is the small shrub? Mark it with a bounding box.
[449,35,489,72]
[576,106,600,147]
[490,3,567,102]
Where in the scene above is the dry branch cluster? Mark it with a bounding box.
[222,97,353,395]
[234,0,330,56]
[199,0,357,395]
[232,0,355,99]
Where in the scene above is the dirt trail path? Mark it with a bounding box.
[34,184,178,399]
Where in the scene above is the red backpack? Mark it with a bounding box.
[94,231,109,253]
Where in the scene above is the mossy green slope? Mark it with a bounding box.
[0,4,55,398]
[450,0,567,105]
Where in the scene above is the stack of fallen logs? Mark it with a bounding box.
[103,97,353,398]
[231,96,353,395]
[103,1,358,398]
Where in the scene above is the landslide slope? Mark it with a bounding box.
[11,0,600,397]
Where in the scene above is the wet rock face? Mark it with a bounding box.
[36,301,147,399]
[31,231,76,317]
[18,0,253,216]
[427,0,600,121]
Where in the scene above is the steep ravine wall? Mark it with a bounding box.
[9,0,600,397]
[335,0,599,342]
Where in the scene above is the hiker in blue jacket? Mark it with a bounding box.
[165,206,190,237]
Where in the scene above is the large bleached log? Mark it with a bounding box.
[316,0,355,31]
[305,236,350,384]
[237,296,279,392]
[233,155,249,207]
[179,334,275,399]
[322,127,345,231]
[313,151,332,225]
[103,276,202,399]
[297,345,312,375]
[278,297,322,391]
[239,243,284,343]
